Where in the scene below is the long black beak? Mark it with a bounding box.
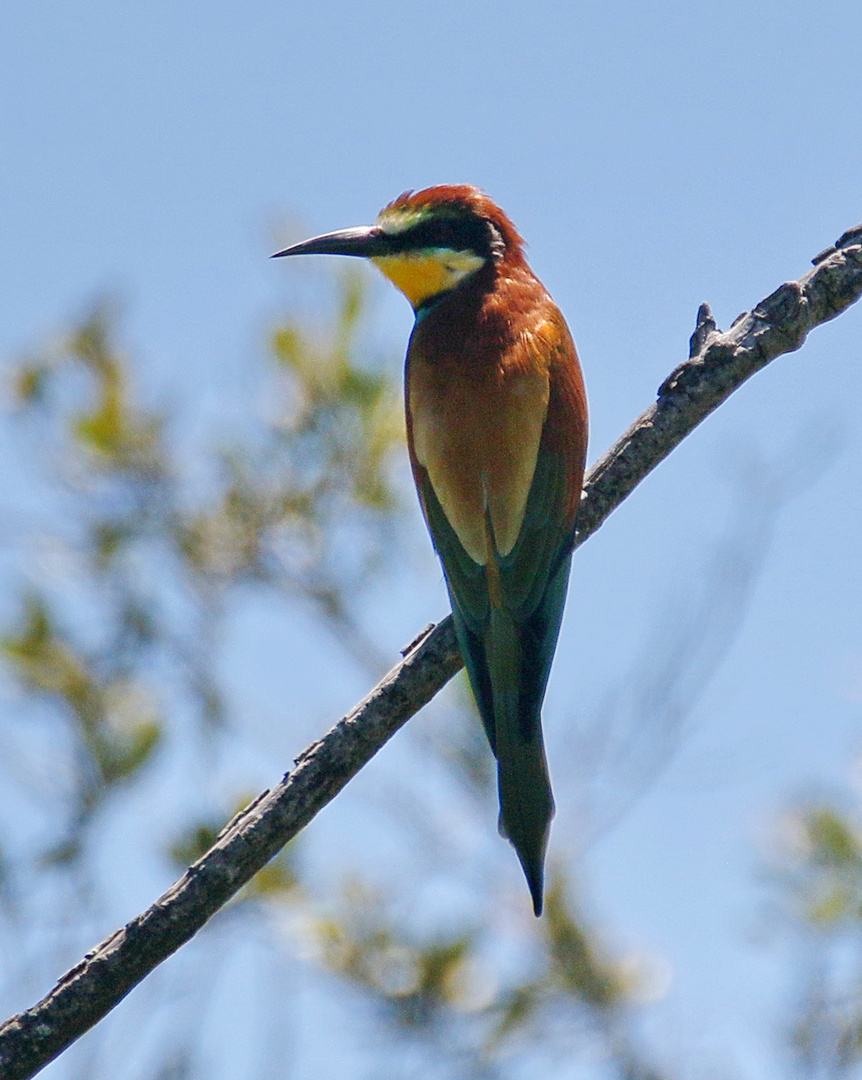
[271,225,389,259]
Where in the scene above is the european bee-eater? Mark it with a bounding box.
[273,186,588,915]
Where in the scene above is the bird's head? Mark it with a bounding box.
[272,185,525,312]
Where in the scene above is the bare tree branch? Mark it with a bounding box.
[1,226,860,1080]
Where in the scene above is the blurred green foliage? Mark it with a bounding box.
[771,799,862,1075]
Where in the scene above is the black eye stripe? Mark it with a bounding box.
[387,215,494,257]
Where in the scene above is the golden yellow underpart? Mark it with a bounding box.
[372,250,485,310]
[410,359,550,564]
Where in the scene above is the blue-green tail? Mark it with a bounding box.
[487,605,554,916]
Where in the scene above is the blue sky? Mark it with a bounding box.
[3,0,862,1074]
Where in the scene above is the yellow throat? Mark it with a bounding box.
[372,249,485,310]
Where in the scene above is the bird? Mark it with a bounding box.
[273,186,588,915]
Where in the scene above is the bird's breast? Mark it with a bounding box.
[407,340,550,565]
